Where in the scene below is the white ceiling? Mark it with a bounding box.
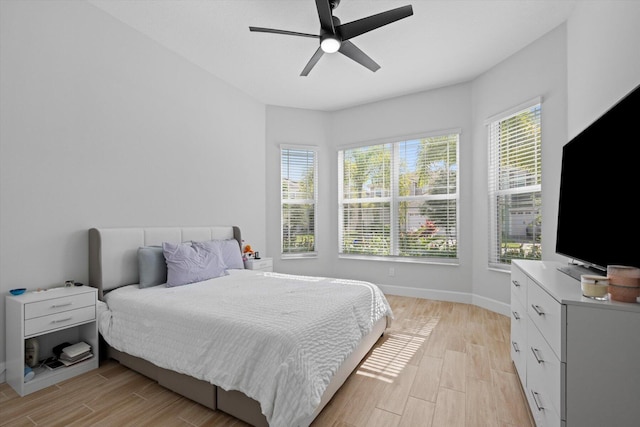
[88,0,577,111]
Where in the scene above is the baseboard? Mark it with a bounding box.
[379,284,472,304]
[471,294,510,317]
[378,284,509,316]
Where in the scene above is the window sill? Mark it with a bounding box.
[338,254,459,266]
[281,253,317,260]
[488,265,511,274]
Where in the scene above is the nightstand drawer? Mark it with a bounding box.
[244,258,273,272]
[25,305,96,337]
[25,292,95,320]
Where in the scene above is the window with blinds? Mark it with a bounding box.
[487,100,542,269]
[281,146,317,257]
[338,133,458,260]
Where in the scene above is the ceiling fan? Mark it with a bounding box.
[249,0,413,76]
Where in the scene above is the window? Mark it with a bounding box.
[281,146,317,257]
[487,99,542,269]
[338,132,459,261]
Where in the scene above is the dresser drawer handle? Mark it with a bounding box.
[512,341,520,353]
[51,317,73,324]
[512,280,521,288]
[531,347,544,364]
[51,302,73,308]
[530,390,544,411]
[512,311,520,320]
[531,304,545,316]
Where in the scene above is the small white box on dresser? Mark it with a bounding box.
[244,257,273,272]
[5,286,99,396]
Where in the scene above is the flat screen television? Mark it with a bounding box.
[556,83,640,280]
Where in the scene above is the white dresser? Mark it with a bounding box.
[511,260,640,427]
[5,286,99,396]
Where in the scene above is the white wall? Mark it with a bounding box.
[0,0,266,375]
[470,24,568,305]
[267,84,475,303]
[567,1,640,138]
[265,106,329,276]
[328,85,474,302]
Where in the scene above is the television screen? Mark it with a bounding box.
[556,84,640,278]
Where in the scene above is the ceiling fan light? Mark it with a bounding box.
[321,37,341,53]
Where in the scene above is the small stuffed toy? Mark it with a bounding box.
[243,243,254,260]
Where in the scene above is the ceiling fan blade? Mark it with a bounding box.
[249,26,319,39]
[315,0,335,33]
[301,46,325,76]
[338,40,380,72]
[337,5,413,41]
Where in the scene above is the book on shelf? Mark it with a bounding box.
[59,352,93,367]
[61,341,91,359]
[54,341,93,366]
[60,350,92,363]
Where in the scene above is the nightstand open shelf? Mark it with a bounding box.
[5,286,99,396]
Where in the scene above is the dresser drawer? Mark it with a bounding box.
[526,382,562,427]
[510,295,527,383]
[528,280,562,359]
[527,320,562,417]
[25,291,95,320]
[25,305,96,337]
[511,265,528,307]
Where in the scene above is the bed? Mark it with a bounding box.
[88,226,392,427]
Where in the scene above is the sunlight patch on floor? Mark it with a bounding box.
[404,316,439,337]
[356,316,438,383]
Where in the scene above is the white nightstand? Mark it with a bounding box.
[5,286,99,396]
[244,257,273,272]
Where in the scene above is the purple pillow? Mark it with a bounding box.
[162,241,226,287]
[191,239,244,270]
[218,239,245,270]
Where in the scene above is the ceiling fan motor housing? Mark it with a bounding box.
[320,15,342,53]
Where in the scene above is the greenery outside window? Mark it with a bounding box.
[338,132,459,261]
[487,98,542,269]
[281,146,317,257]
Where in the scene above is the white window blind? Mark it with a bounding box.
[488,101,542,269]
[339,133,458,260]
[281,147,317,257]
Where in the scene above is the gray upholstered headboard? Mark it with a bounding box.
[89,226,241,300]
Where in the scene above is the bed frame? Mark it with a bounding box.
[88,226,387,426]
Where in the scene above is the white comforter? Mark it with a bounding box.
[98,270,392,427]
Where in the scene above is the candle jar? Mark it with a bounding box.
[581,275,609,300]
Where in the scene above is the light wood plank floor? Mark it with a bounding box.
[0,295,533,426]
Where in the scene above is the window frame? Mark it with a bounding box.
[486,97,542,270]
[280,144,318,259]
[337,130,460,264]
